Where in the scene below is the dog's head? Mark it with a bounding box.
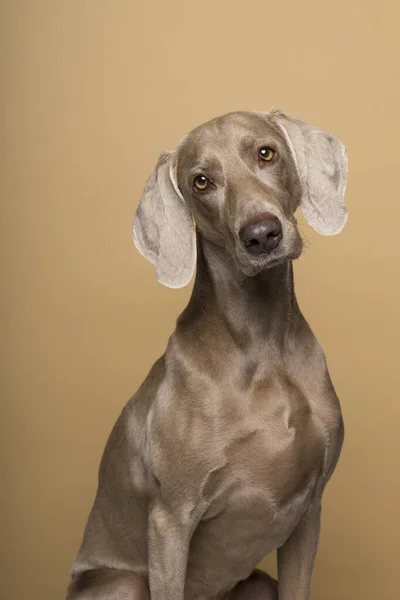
[133,109,348,287]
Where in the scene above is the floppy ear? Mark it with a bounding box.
[271,109,348,235]
[133,151,196,288]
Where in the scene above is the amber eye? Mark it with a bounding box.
[193,174,209,191]
[258,146,276,162]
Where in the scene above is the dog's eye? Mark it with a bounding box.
[258,146,276,162]
[193,175,209,191]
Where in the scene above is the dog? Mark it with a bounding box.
[66,108,348,600]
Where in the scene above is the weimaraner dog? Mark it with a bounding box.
[66,108,348,600]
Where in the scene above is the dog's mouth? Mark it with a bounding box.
[236,253,291,276]
[234,235,303,276]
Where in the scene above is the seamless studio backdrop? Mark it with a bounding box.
[1,1,399,599]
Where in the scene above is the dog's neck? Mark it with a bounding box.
[178,233,303,350]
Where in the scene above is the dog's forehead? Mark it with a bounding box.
[177,111,278,164]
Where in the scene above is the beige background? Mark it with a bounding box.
[1,1,399,599]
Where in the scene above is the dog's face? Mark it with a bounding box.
[133,109,348,288]
[176,112,303,276]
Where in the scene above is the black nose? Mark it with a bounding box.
[240,215,282,255]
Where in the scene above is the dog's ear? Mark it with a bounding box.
[271,109,348,235]
[133,151,196,288]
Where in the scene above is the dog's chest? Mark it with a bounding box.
[165,368,339,521]
[184,377,336,596]
[202,382,328,520]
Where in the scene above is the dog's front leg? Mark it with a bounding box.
[148,499,194,600]
[277,501,321,600]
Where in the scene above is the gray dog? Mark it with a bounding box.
[66,108,348,600]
